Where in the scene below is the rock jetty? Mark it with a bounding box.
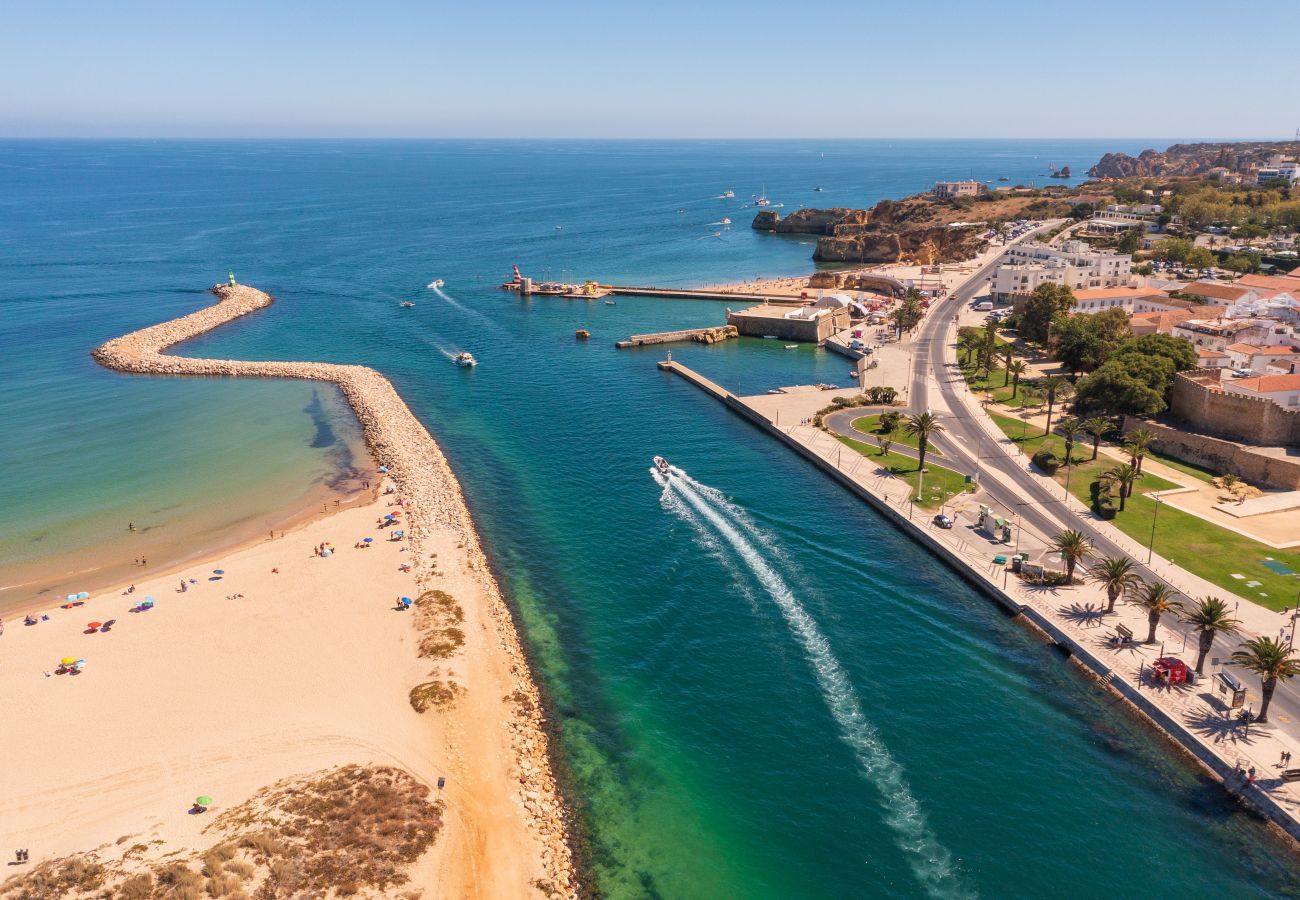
[92,283,578,897]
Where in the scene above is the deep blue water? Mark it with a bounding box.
[2,139,1296,898]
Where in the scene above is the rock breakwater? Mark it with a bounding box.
[92,283,578,897]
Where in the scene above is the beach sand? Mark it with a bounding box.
[0,495,552,895]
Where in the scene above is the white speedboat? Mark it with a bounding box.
[721,190,735,199]
[720,218,731,225]
[401,301,415,308]
[454,351,476,367]
[427,279,444,289]
[653,456,670,475]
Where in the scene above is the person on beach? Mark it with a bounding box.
[128,522,135,532]
[179,580,187,593]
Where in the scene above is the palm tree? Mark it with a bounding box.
[1006,359,1028,394]
[1102,463,1141,511]
[1088,555,1141,614]
[1050,529,1093,584]
[1131,581,1183,644]
[1041,375,1073,437]
[1231,638,1300,723]
[957,330,978,366]
[903,412,945,474]
[1182,597,1241,675]
[1057,418,1082,466]
[1083,416,1110,461]
[1125,428,1155,474]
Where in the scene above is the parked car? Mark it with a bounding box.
[932,514,954,529]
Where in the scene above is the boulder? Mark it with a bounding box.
[751,210,780,231]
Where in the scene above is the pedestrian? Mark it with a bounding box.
[1248,767,1256,785]
[142,557,147,566]
[1281,750,1288,767]
[128,521,135,532]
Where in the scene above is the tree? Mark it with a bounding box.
[1040,375,1073,437]
[1073,358,1170,417]
[957,328,980,366]
[1117,228,1142,255]
[879,411,902,433]
[1058,418,1082,466]
[1102,463,1140,510]
[1181,597,1241,675]
[1051,529,1094,584]
[1006,360,1028,395]
[1154,237,1193,262]
[1088,556,1141,614]
[1020,283,1075,345]
[1230,638,1300,724]
[1114,334,1197,374]
[1185,246,1216,270]
[1131,581,1183,644]
[1124,428,1156,474]
[1052,308,1132,376]
[903,412,945,474]
[1083,416,1110,461]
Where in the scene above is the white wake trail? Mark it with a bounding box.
[663,470,974,899]
[654,471,758,608]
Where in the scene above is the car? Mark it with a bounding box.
[1230,368,1254,378]
[932,514,954,529]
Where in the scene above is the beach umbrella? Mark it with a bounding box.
[363,537,374,543]
[400,596,412,607]
[195,795,213,807]
[60,656,78,666]
[65,594,78,602]
[87,622,103,630]
[74,660,86,669]
[77,591,90,600]
[213,569,225,575]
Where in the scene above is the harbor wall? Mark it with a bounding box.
[660,360,1300,845]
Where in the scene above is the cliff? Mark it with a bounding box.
[751,200,984,264]
[1089,141,1300,179]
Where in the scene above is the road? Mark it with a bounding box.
[905,229,1300,726]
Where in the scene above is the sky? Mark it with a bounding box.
[3,0,1298,139]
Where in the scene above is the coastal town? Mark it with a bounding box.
[6,132,1300,897]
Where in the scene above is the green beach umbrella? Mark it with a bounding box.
[195,795,213,807]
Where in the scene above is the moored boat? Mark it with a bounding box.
[576,329,590,340]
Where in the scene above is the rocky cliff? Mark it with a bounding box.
[1089,141,1300,179]
[752,200,984,264]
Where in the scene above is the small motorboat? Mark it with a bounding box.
[401,301,415,308]
[427,279,444,289]
[785,344,798,350]
[575,329,590,340]
[721,190,735,199]
[454,351,476,367]
[604,300,616,305]
[653,456,671,475]
[720,218,732,225]
[762,335,778,340]
[813,186,824,192]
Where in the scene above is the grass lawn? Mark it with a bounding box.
[987,411,1087,464]
[1059,459,1300,611]
[1141,447,1218,485]
[959,359,1039,409]
[836,435,972,510]
[849,414,943,457]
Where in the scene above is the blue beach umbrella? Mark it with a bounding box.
[213,569,225,575]
[363,537,374,543]
[400,597,412,608]
[65,594,78,602]
[77,591,90,600]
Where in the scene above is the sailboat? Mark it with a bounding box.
[755,185,771,207]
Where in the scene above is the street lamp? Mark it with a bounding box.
[1146,492,1163,565]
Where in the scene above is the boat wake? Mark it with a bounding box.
[654,465,974,899]
[427,283,504,335]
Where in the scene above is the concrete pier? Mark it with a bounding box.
[616,325,737,349]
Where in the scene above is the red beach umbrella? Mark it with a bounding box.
[87,622,103,630]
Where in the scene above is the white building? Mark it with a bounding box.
[1068,287,1186,314]
[933,180,984,199]
[992,240,1132,302]
[1223,373,1300,408]
[1256,155,1300,186]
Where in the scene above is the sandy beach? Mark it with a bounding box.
[1,284,575,897]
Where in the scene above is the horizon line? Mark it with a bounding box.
[0,134,1287,143]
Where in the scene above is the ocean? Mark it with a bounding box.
[2,139,1295,898]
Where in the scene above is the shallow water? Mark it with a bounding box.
[2,139,1295,897]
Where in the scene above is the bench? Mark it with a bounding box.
[1109,624,1134,648]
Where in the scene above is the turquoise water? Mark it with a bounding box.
[3,140,1296,897]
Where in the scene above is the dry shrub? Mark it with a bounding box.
[203,872,242,897]
[410,679,462,712]
[209,765,444,895]
[118,873,154,899]
[0,857,106,899]
[223,861,253,880]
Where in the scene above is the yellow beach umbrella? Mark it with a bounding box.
[60,656,78,666]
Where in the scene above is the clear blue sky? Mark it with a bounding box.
[3,0,1297,139]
